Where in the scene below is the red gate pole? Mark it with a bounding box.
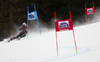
[94,9,98,22]
[69,11,72,18]
[95,13,98,22]
[55,31,59,56]
[92,2,94,7]
[92,2,98,22]
[69,11,78,53]
[85,3,87,24]
[54,12,59,56]
[85,15,87,24]
[54,12,56,21]
[72,30,78,53]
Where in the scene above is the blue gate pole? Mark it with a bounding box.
[27,6,29,37]
[34,4,36,11]
[37,19,42,35]
[34,4,42,35]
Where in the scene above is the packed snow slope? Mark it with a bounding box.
[0,22,100,62]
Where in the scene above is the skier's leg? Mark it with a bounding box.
[20,31,27,38]
[10,32,22,41]
[17,33,24,40]
[10,36,18,41]
[19,33,26,39]
[8,36,18,42]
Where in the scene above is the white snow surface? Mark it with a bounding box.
[0,22,100,62]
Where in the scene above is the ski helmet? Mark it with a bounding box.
[23,22,27,26]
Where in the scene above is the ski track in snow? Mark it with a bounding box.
[0,45,90,62]
[0,22,100,62]
[43,47,90,62]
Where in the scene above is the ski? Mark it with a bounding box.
[3,36,16,43]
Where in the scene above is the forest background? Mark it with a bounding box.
[0,0,100,41]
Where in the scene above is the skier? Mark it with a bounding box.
[8,22,28,42]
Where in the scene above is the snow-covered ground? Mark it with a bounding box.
[0,21,100,62]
